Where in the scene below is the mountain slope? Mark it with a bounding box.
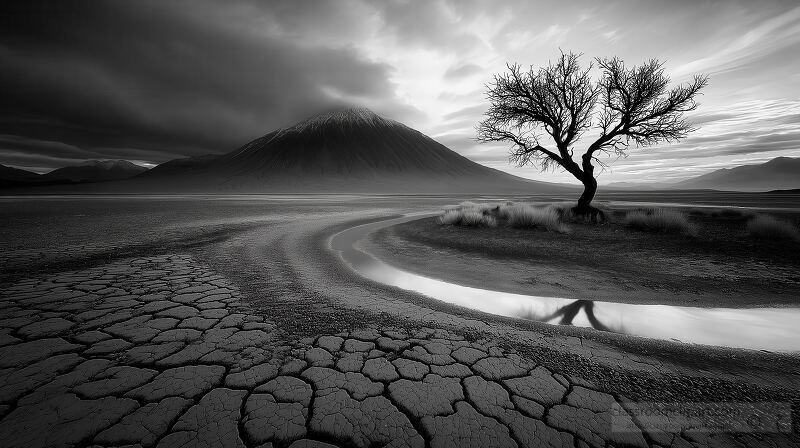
[43,160,148,183]
[0,164,40,181]
[0,164,42,187]
[135,107,568,193]
[675,157,800,192]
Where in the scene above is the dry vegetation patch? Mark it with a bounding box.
[624,209,697,235]
[746,214,799,241]
[437,202,497,227]
[436,200,800,246]
[437,201,568,232]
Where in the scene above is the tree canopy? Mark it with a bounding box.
[477,51,708,213]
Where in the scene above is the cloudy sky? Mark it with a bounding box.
[1,0,799,184]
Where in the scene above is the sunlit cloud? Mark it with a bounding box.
[671,5,800,77]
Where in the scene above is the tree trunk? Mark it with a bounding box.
[575,177,597,213]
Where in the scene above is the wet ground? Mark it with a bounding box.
[1,195,798,447]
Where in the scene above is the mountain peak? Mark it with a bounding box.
[293,106,390,132]
[311,106,380,120]
[203,104,546,189]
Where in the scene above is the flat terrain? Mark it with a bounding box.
[369,206,800,307]
[1,195,798,447]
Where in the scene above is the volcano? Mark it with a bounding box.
[114,108,566,193]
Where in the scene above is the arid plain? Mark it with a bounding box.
[1,193,797,448]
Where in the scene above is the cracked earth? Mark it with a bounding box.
[1,201,797,448]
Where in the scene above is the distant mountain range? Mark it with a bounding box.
[5,108,795,194]
[43,160,147,183]
[673,157,800,192]
[606,157,800,192]
[0,160,147,187]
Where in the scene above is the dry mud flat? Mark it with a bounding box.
[0,255,648,448]
[0,198,798,447]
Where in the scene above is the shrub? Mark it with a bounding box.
[439,200,570,231]
[437,210,462,225]
[506,204,567,232]
[545,202,575,215]
[437,209,496,227]
[624,208,696,235]
[460,210,497,227]
[746,215,799,241]
[497,203,514,219]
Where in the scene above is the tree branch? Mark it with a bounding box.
[476,51,707,200]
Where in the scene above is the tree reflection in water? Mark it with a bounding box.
[519,299,618,333]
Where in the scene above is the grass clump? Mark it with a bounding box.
[624,208,696,235]
[746,215,799,241]
[504,204,567,232]
[439,200,569,232]
[460,210,497,227]
[437,206,496,228]
[437,209,462,225]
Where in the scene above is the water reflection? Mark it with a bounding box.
[528,299,615,333]
[330,214,800,352]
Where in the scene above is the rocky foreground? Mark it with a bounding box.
[0,199,797,447]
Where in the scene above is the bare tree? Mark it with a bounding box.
[477,52,708,215]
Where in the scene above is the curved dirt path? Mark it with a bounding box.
[0,204,797,447]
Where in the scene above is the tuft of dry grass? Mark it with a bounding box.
[746,215,799,241]
[544,201,610,223]
[437,206,496,227]
[437,209,462,225]
[439,200,570,232]
[545,202,576,215]
[504,204,568,232]
[456,201,495,213]
[460,210,497,227]
[624,208,696,235]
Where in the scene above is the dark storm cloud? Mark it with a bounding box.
[0,0,414,169]
[0,135,97,161]
[0,134,184,172]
